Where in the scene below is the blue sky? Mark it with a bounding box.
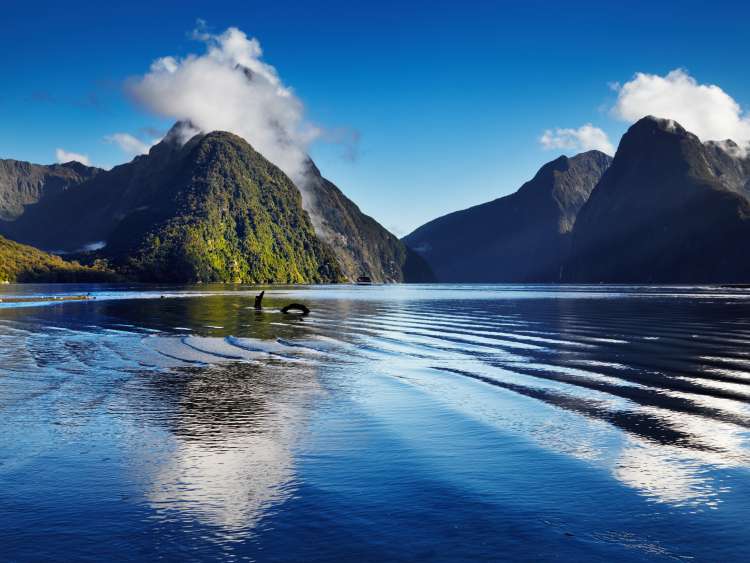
[2,0,749,235]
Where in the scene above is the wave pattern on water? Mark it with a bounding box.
[301,292,750,509]
[2,285,750,559]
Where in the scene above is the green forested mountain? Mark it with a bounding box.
[118,132,342,283]
[0,235,115,283]
[0,124,431,284]
[1,124,433,283]
[2,130,341,283]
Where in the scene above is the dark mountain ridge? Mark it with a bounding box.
[403,150,612,282]
[303,160,433,283]
[0,159,100,221]
[563,116,750,283]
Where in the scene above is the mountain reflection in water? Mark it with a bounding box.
[145,362,319,533]
[1,284,750,561]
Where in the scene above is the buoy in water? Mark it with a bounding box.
[281,303,310,316]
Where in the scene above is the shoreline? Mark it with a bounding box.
[0,294,95,304]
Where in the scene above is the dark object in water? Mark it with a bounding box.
[356,276,373,285]
[254,290,265,310]
[281,303,310,315]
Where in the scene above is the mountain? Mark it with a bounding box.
[0,124,430,283]
[403,151,612,282]
[1,128,341,283]
[0,159,99,221]
[303,160,434,282]
[563,116,750,283]
[0,235,115,283]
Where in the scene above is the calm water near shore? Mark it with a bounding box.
[2,284,750,561]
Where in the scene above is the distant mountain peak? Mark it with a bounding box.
[640,114,688,132]
[565,117,750,283]
[573,149,612,160]
[0,158,100,221]
[518,150,612,199]
[625,115,698,142]
[403,150,611,282]
[54,160,101,175]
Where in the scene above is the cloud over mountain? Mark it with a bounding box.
[611,69,750,148]
[104,133,157,157]
[55,148,90,166]
[539,124,614,155]
[540,69,750,157]
[127,26,319,183]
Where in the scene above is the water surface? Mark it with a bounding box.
[2,284,750,561]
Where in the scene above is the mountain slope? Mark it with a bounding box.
[0,124,430,284]
[0,235,115,283]
[118,132,343,283]
[303,161,434,282]
[564,116,750,283]
[0,159,100,221]
[403,151,612,282]
[1,129,341,283]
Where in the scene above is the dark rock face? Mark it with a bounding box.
[563,116,750,283]
[403,151,612,282]
[303,161,434,283]
[0,159,99,221]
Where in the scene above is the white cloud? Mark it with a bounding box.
[539,123,614,155]
[127,26,320,184]
[55,148,91,166]
[612,69,750,146]
[104,132,158,156]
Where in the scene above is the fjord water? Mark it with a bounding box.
[2,285,750,561]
